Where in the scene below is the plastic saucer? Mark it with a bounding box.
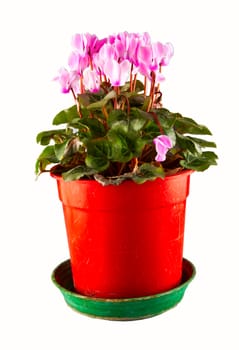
[52,258,196,320]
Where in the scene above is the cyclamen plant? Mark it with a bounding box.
[35,32,217,185]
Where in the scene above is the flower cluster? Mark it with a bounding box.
[55,32,173,96]
[35,32,217,185]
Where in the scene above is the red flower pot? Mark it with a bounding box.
[52,170,193,298]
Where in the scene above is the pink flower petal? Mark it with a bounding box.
[161,42,174,66]
[103,59,130,86]
[71,34,88,56]
[153,135,172,162]
[118,59,130,85]
[83,67,100,92]
[54,68,80,94]
[137,45,152,65]
[103,59,119,85]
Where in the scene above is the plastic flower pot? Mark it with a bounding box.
[52,170,193,299]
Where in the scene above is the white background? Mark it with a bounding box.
[0,0,238,349]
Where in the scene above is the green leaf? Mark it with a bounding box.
[186,136,217,149]
[120,82,131,92]
[108,110,130,134]
[110,120,129,133]
[120,80,144,93]
[176,132,202,154]
[129,109,148,132]
[107,130,133,162]
[129,117,146,132]
[77,91,106,107]
[142,96,151,111]
[155,108,177,130]
[180,151,218,171]
[128,95,145,107]
[133,163,165,184]
[175,116,212,135]
[85,138,111,171]
[87,90,116,110]
[77,93,91,107]
[62,165,96,181]
[107,109,129,128]
[134,80,145,92]
[78,116,106,137]
[133,136,147,157]
[36,129,68,145]
[85,155,110,171]
[52,105,79,125]
[54,140,69,161]
[35,145,58,174]
[142,120,163,141]
[108,125,146,162]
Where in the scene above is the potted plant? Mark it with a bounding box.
[36,32,217,320]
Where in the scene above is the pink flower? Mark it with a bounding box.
[54,32,174,95]
[54,67,80,94]
[83,67,100,92]
[71,33,106,58]
[153,135,172,162]
[68,52,89,75]
[152,42,165,65]
[103,59,130,86]
[161,42,174,66]
[71,33,88,56]
[114,32,129,60]
[127,34,140,65]
[94,43,116,73]
[137,44,165,82]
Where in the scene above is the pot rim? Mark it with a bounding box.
[50,167,193,183]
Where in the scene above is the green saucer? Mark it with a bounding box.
[52,258,196,320]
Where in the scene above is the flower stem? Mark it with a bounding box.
[141,144,153,162]
[90,56,93,70]
[130,63,133,92]
[122,95,130,114]
[114,86,120,109]
[133,74,137,91]
[117,162,126,176]
[132,157,138,173]
[70,88,76,100]
[80,76,84,93]
[147,72,155,112]
[102,106,109,119]
[155,65,162,106]
[150,111,164,134]
[144,76,147,97]
[71,88,82,118]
